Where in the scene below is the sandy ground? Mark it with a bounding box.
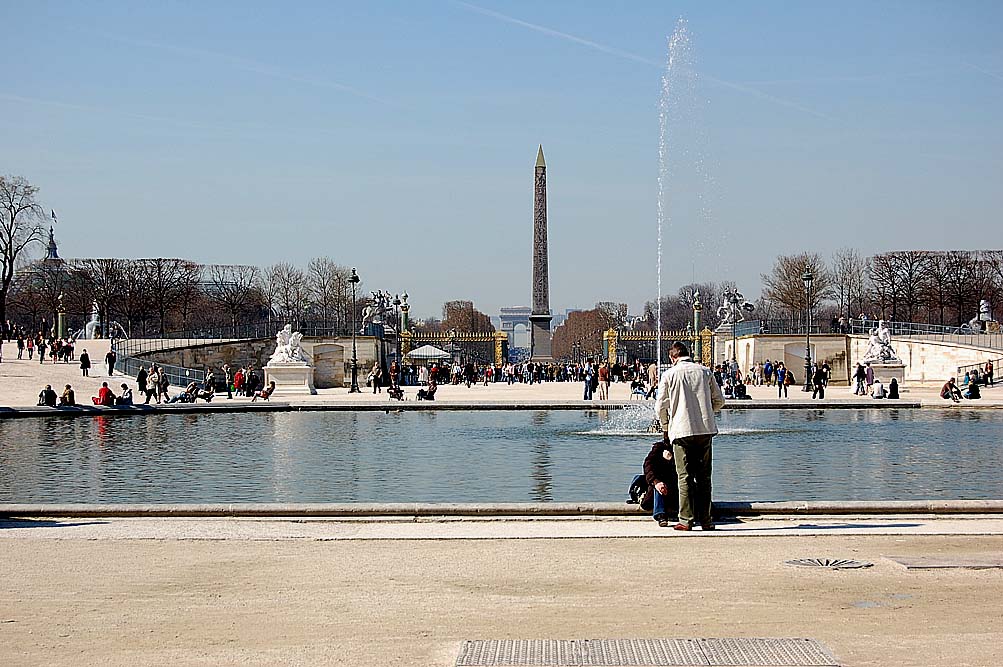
[1,516,1001,666]
[2,338,1001,409]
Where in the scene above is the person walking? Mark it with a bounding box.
[775,362,788,398]
[597,362,610,400]
[854,363,867,395]
[26,336,34,360]
[222,364,234,399]
[38,339,47,365]
[811,364,826,400]
[654,342,726,531]
[16,335,24,359]
[582,362,594,400]
[370,361,383,394]
[986,360,994,387]
[105,348,117,376]
[79,349,91,376]
[645,362,659,399]
[864,362,875,393]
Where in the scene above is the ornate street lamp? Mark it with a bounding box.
[802,268,814,392]
[393,293,402,378]
[349,268,361,393]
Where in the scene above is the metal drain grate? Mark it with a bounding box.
[785,558,873,570]
[455,638,839,666]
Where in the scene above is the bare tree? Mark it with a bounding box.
[441,300,494,332]
[760,252,834,323]
[78,259,128,334]
[0,175,47,326]
[831,248,869,321]
[262,262,309,327]
[307,257,350,330]
[140,258,190,334]
[207,264,261,328]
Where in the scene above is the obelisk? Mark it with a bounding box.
[530,145,553,362]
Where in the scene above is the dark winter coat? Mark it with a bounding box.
[640,440,679,513]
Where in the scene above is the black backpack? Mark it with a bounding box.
[627,474,647,505]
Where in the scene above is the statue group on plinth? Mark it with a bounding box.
[264,324,316,394]
[862,320,899,363]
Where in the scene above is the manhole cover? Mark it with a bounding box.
[785,558,873,569]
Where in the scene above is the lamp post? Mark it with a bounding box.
[393,293,402,376]
[802,268,814,392]
[722,288,740,378]
[348,268,361,393]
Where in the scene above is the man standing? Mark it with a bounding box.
[222,364,234,399]
[864,362,874,393]
[986,360,994,387]
[105,348,117,376]
[654,341,726,531]
[811,364,826,400]
[79,348,90,376]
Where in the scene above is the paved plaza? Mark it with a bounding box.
[1,339,1000,410]
[1,514,1002,666]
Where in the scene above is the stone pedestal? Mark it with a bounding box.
[869,361,906,387]
[264,363,317,395]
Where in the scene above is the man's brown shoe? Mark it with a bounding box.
[701,523,716,531]
[673,523,692,531]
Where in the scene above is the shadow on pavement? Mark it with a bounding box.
[0,518,109,529]
[735,522,922,531]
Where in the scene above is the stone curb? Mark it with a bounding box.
[2,500,1002,518]
[0,399,924,419]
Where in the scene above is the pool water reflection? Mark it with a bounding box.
[1,409,1000,503]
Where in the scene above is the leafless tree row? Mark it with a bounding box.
[8,256,364,338]
[760,249,1003,327]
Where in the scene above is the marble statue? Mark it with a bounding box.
[862,319,899,362]
[269,324,309,364]
[360,290,399,333]
[716,288,755,326]
[967,299,994,332]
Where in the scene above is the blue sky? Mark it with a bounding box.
[3,1,1002,319]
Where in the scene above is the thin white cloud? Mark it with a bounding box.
[962,60,1003,83]
[451,0,833,121]
[452,0,660,66]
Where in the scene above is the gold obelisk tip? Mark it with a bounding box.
[536,144,546,168]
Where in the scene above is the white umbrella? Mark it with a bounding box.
[405,344,451,360]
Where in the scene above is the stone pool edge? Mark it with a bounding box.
[0,399,926,419]
[3,500,1002,518]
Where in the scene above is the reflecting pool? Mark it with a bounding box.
[1,409,1001,503]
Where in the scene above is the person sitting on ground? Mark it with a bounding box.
[733,378,751,399]
[167,382,199,404]
[416,379,437,401]
[964,380,982,400]
[642,439,679,528]
[251,380,275,402]
[116,383,133,405]
[888,377,900,400]
[37,384,58,407]
[92,382,116,406]
[871,378,887,399]
[198,382,216,402]
[59,384,76,406]
[941,377,963,403]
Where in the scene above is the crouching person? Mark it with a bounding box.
[642,439,679,528]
